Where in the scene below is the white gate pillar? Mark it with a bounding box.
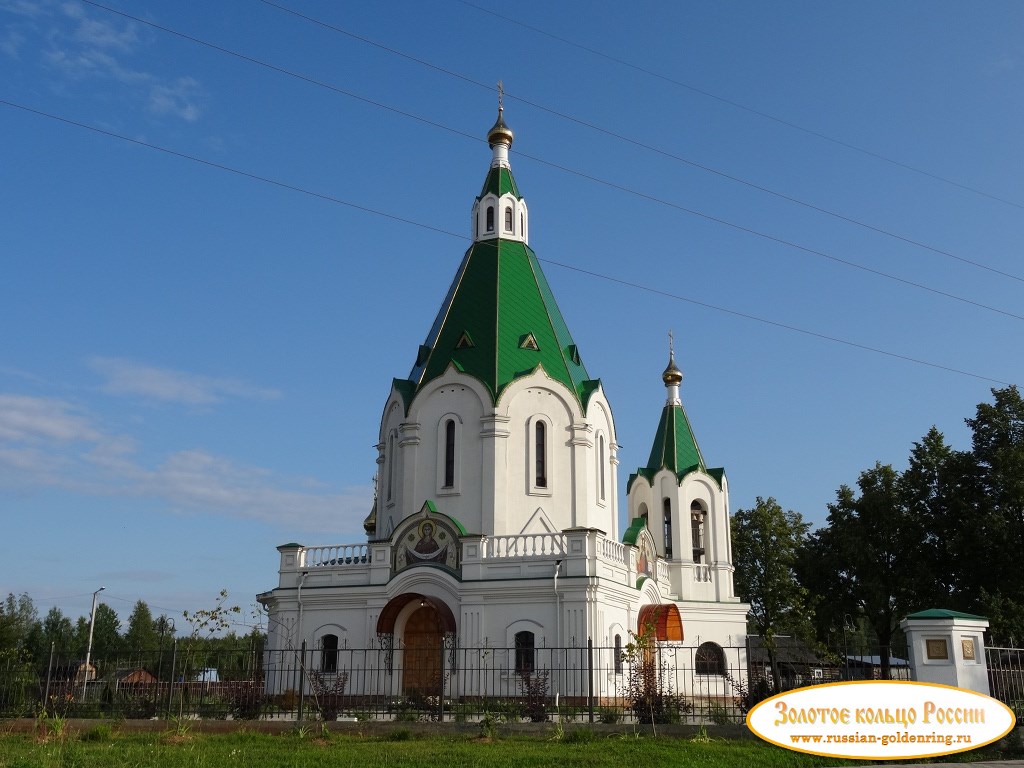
[900,609,989,694]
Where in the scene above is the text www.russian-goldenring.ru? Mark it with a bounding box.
[790,732,972,747]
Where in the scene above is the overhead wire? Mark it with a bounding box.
[455,0,1024,213]
[59,3,1024,321]
[1,98,1013,387]
[252,0,1024,284]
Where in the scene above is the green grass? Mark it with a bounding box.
[0,729,1010,768]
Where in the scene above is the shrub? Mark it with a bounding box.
[516,669,549,722]
[623,623,691,725]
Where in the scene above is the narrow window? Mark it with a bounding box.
[638,502,649,525]
[663,499,673,559]
[691,501,706,563]
[535,421,547,488]
[386,432,395,501]
[321,634,339,673]
[598,435,606,501]
[614,634,623,674]
[514,631,535,674]
[520,212,524,235]
[486,206,494,232]
[443,419,455,488]
[695,642,725,676]
[504,206,513,232]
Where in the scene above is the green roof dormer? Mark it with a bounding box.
[397,108,599,413]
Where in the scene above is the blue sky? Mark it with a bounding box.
[3,0,1022,630]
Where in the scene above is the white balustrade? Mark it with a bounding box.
[300,544,371,568]
[599,538,627,564]
[657,559,670,582]
[482,533,567,558]
[694,564,712,583]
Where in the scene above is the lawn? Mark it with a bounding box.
[0,724,1013,768]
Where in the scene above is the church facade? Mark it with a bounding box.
[258,108,748,704]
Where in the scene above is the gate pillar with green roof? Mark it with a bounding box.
[900,609,990,694]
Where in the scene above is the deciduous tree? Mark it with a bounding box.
[732,497,814,690]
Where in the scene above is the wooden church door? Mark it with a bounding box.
[403,605,442,694]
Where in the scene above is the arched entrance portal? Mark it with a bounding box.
[376,593,457,695]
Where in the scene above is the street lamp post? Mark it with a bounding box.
[81,587,105,702]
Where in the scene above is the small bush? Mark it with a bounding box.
[598,706,621,724]
[80,724,114,742]
[563,727,595,744]
[387,728,413,742]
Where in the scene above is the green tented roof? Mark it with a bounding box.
[403,234,596,410]
[479,166,520,199]
[627,402,724,491]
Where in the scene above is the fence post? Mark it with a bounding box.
[297,640,307,722]
[166,639,177,720]
[587,637,594,723]
[43,643,54,712]
[438,640,445,722]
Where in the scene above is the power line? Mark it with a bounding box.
[1,98,1012,387]
[55,4,1024,319]
[455,0,1024,213]
[252,0,1024,285]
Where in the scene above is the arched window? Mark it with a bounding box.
[386,432,396,501]
[691,500,706,563]
[663,498,673,559]
[443,419,456,488]
[695,642,726,676]
[321,634,339,673]
[535,421,547,488]
[638,502,649,525]
[515,631,535,673]
[614,634,623,674]
[486,205,494,232]
[598,435,606,501]
[504,206,513,232]
[520,212,524,236]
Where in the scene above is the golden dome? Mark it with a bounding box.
[662,352,683,386]
[487,107,514,148]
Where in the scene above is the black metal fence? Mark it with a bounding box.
[7,638,1002,725]
[987,646,1024,718]
[0,640,755,723]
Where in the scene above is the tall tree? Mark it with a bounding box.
[0,593,38,659]
[37,607,74,660]
[966,385,1024,643]
[732,497,814,690]
[124,600,158,656]
[74,603,124,661]
[809,463,920,678]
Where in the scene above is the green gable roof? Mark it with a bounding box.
[403,237,597,410]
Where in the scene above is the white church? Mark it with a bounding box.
[258,107,748,706]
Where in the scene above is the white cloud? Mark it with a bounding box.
[19,0,206,123]
[0,393,101,442]
[0,0,50,18]
[0,391,368,539]
[90,357,280,405]
[62,0,139,52]
[1,28,25,58]
[148,77,202,122]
